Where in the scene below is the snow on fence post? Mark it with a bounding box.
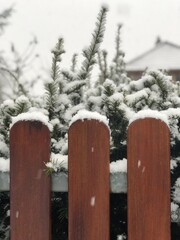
[128,117,170,240]
[68,112,110,240]
[10,119,51,240]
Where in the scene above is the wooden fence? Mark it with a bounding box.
[2,117,170,239]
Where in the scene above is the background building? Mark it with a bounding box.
[126,38,180,81]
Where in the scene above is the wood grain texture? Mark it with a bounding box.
[68,120,110,240]
[128,118,170,240]
[10,121,51,240]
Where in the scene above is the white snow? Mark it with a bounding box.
[57,94,71,106]
[64,80,86,93]
[1,99,14,109]
[130,75,153,90]
[125,88,150,105]
[138,160,141,168]
[16,211,19,219]
[0,158,10,172]
[163,108,180,118]
[117,235,125,240]
[173,178,180,203]
[45,153,68,172]
[171,159,178,171]
[90,196,96,206]
[15,95,29,104]
[64,103,84,122]
[45,78,54,85]
[88,96,102,107]
[69,109,109,128]
[50,118,60,126]
[109,92,124,103]
[129,109,169,126]
[11,111,53,131]
[103,79,116,91]
[171,202,179,212]
[120,103,134,120]
[46,157,128,174]
[0,141,9,156]
[175,178,180,188]
[110,159,127,173]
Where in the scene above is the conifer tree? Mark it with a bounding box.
[45,38,65,119]
[110,24,128,85]
[2,5,180,240]
[78,6,108,83]
[67,5,108,108]
[125,70,178,111]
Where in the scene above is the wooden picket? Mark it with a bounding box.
[2,116,171,239]
[68,119,110,240]
[128,118,170,240]
[10,121,51,240]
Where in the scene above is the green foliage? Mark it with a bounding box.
[51,193,68,240]
[1,5,180,240]
[45,81,58,119]
[71,53,78,72]
[97,24,130,87]
[45,38,65,120]
[0,36,40,101]
[97,50,109,85]
[14,96,31,114]
[51,38,65,81]
[125,70,177,111]
[78,6,108,82]
[110,24,126,85]
[103,80,116,97]
[58,206,68,223]
[61,70,75,83]
[0,192,10,240]
[0,6,14,35]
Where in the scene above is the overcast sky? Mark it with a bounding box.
[1,0,180,72]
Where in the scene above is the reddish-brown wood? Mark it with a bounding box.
[128,118,170,240]
[10,121,51,240]
[68,119,110,240]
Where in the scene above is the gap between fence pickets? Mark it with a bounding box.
[0,111,170,194]
[1,110,127,192]
[0,171,127,193]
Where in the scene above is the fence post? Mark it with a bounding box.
[10,121,51,240]
[68,119,110,240]
[128,118,170,240]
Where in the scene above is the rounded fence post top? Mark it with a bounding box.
[128,110,169,128]
[10,112,52,131]
[69,110,110,130]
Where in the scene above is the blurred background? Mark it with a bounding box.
[1,0,180,93]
